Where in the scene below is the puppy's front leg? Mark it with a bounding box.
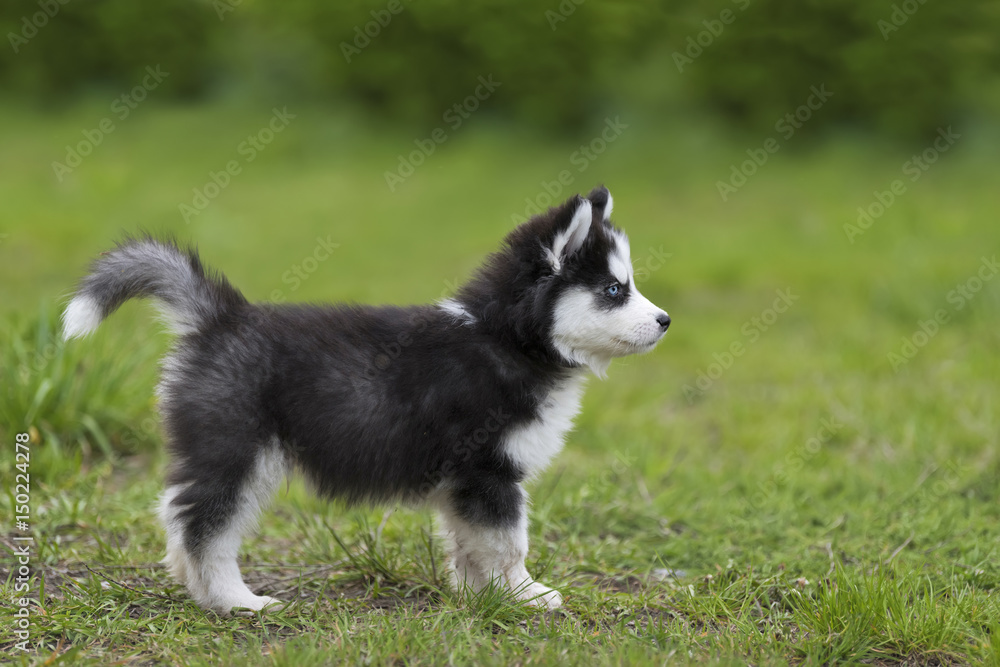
[438,481,562,610]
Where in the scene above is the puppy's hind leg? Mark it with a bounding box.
[159,485,193,587]
[160,441,287,614]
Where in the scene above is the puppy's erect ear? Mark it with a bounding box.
[586,185,613,222]
[546,195,592,273]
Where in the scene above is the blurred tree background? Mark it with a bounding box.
[1,0,996,140]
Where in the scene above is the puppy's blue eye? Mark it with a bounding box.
[607,284,620,297]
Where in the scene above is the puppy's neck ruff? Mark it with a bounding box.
[502,371,588,477]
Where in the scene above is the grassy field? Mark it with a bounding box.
[1,98,999,665]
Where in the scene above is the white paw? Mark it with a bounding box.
[223,595,285,616]
[518,582,563,610]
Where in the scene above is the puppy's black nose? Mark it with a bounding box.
[656,314,671,331]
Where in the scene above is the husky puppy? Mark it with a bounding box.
[63,186,670,614]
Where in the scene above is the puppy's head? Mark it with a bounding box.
[541,187,670,375]
[456,186,670,376]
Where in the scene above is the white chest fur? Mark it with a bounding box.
[502,373,587,477]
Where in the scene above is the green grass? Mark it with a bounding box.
[1,98,999,665]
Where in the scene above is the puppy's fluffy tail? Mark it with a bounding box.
[63,236,247,340]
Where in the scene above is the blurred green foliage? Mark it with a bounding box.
[262,0,664,129]
[1,0,997,139]
[677,0,998,140]
[0,0,218,97]
[1,305,162,479]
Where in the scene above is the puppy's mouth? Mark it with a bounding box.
[611,337,661,354]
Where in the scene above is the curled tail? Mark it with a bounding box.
[63,236,247,340]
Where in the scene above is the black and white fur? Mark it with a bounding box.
[62,186,671,614]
